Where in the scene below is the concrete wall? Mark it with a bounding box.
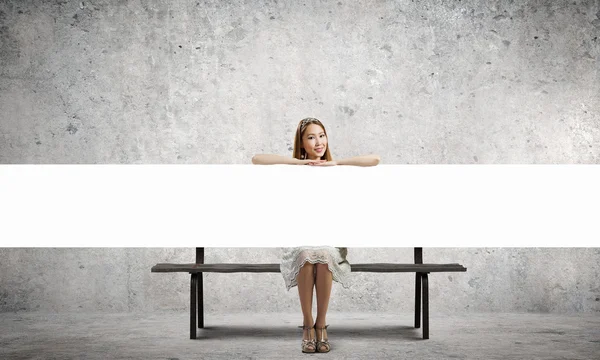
[1,2,599,314]
[1,248,599,314]
[0,0,598,163]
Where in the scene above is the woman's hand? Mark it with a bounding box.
[311,160,338,166]
[303,159,327,165]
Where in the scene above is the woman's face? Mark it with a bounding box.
[302,123,328,160]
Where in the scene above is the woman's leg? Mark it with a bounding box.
[297,262,316,347]
[314,263,333,351]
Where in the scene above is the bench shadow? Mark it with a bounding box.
[194,324,424,341]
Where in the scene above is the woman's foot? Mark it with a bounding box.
[314,323,330,353]
[300,325,316,353]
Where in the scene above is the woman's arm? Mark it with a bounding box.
[336,155,380,167]
[252,154,305,165]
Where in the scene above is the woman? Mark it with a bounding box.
[252,117,380,353]
[252,117,380,167]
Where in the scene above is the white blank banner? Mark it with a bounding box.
[0,164,598,247]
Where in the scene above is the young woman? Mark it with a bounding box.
[251,117,380,167]
[252,117,380,353]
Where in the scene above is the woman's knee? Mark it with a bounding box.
[299,261,315,272]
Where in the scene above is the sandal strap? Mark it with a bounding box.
[312,324,330,352]
[298,325,315,330]
[300,325,317,352]
[302,341,316,352]
[299,325,316,341]
[314,324,329,341]
[317,339,331,352]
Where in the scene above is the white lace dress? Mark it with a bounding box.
[280,246,352,291]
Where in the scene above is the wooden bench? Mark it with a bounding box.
[151,247,467,340]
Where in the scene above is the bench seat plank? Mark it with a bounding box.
[151,263,467,273]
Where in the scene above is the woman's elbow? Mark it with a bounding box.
[371,155,380,166]
[251,155,260,165]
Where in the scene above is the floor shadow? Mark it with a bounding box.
[194,324,424,341]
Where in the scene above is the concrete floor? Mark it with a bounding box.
[0,312,598,360]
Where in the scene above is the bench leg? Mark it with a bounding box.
[415,273,421,328]
[422,273,429,339]
[190,273,197,339]
[198,272,204,328]
[196,248,204,329]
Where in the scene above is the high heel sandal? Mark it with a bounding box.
[298,324,316,353]
[314,324,330,353]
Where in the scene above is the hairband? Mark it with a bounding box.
[300,118,319,127]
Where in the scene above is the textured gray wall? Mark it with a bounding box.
[1,1,599,315]
[0,0,598,163]
[1,248,599,314]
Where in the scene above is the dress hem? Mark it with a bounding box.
[283,258,352,292]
